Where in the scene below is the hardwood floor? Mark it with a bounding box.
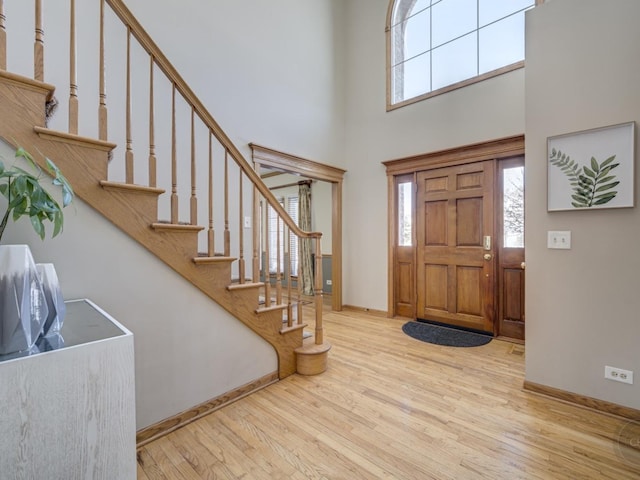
[137,309,640,479]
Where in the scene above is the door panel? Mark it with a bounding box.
[393,175,416,318]
[498,158,525,340]
[424,264,447,311]
[416,161,495,333]
[425,201,447,245]
[395,246,415,317]
[456,198,482,246]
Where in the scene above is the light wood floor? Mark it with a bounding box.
[137,309,640,479]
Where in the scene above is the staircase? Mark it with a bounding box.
[0,0,330,379]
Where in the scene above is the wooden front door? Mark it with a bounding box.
[416,161,495,333]
[497,157,525,340]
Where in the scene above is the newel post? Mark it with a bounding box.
[314,237,324,345]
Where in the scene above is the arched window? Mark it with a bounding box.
[387,0,538,110]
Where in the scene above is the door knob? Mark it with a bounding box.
[521,262,526,270]
[483,253,492,261]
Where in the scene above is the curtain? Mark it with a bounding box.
[298,182,314,295]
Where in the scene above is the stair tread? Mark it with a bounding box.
[0,70,56,99]
[151,222,204,232]
[34,126,116,151]
[280,323,308,335]
[227,282,263,291]
[193,256,236,264]
[256,303,288,314]
[100,180,165,195]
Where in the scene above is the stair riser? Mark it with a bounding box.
[0,78,49,130]
[100,189,160,226]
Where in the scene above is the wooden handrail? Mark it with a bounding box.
[105,0,321,241]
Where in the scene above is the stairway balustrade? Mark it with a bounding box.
[0,0,328,377]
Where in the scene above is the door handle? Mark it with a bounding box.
[521,262,526,270]
[483,253,493,261]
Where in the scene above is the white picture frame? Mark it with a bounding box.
[547,122,635,211]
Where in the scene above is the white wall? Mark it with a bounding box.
[312,180,333,255]
[342,0,526,310]
[0,141,277,430]
[124,0,346,166]
[525,0,640,408]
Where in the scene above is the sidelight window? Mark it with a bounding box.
[502,166,524,248]
[398,181,413,246]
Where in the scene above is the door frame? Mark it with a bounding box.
[250,143,347,312]
[383,135,524,319]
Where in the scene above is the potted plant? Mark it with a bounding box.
[0,146,74,355]
[0,147,73,242]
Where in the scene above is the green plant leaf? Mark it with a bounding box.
[594,190,618,199]
[15,147,40,172]
[52,212,63,237]
[593,192,617,205]
[579,175,594,186]
[600,155,617,169]
[596,175,615,183]
[30,214,45,240]
[590,157,599,173]
[595,181,620,192]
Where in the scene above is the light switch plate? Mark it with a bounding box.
[548,231,571,249]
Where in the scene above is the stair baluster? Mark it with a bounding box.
[0,0,5,70]
[170,83,178,223]
[68,0,78,134]
[223,149,230,256]
[275,215,282,305]
[207,132,215,256]
[148,57,156,187]
[125,26,133,183]
[34,0,43,81]
[286,225,293,328]
[238,170,245,284]
[252,174,260,284]
[99,0,107,141]
[297,239,303,326]
[264,202,272,308]
[190,107,197,225]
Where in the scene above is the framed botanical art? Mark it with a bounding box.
[547,122,635,211]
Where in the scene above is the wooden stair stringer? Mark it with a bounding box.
[0,73,302,379]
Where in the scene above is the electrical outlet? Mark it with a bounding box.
[326,280,332,285]
[605,366,634,385]
[244,216,251,228]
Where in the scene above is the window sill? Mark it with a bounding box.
[387,61,524,112]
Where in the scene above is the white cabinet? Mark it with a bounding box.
[0,299,136,479]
